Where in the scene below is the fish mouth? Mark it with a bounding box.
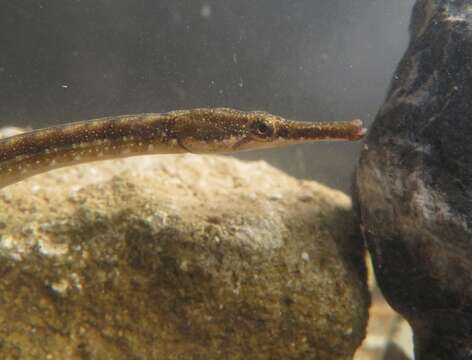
[229,118,366,152]
[346,119,367,140]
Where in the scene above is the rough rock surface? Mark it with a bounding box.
[0,148,368,359]
[355,1,472,359]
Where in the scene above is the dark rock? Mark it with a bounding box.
[355,1,472,359]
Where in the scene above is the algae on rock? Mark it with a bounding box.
[0,152,368,359]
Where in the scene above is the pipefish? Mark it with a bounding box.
[0,108,365,189]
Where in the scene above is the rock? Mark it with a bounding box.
[0,149,368,359]
[355,1,472,359]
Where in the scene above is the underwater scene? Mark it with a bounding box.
[1,1,470,359]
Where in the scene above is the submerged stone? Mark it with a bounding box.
[355,1,472,359]
[0,150,368,359]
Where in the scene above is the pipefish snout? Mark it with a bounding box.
[0,108,366,189]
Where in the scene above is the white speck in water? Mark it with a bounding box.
[200,3,211,18]
[61,84,69,89]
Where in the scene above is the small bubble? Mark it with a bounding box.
[200,3,211,18]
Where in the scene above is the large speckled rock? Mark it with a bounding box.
[0,147,368,359]
[355,1,472,359]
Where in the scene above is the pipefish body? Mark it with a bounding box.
[0,108,365,189]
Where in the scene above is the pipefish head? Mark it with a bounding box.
[174,108,365,153]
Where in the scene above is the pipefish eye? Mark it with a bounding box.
[250,119,275,139]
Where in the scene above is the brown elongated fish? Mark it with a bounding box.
[0,108,365,189]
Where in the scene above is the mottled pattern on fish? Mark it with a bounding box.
[0,108,365,188]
